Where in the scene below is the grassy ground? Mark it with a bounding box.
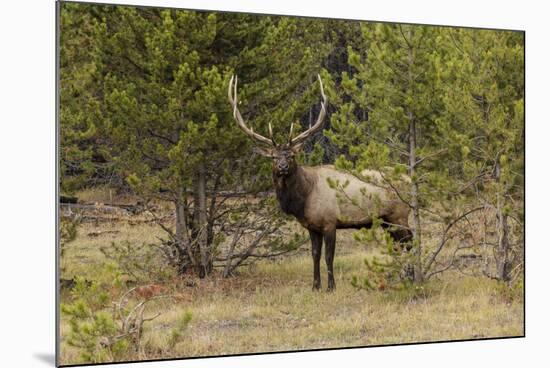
[59,211,523,365]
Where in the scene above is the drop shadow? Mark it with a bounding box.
[33,353,56,366]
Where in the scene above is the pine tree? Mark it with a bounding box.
[63,5,331,277]
[59,3,111,193]
[325,23,524,285]
[437,28,524,281]
[328,23,448,283]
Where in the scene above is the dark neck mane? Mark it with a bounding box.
[274,166,314,220]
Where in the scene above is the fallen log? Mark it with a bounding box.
[60,195,78,204]
[60,203,131,216]
[86,230,121,237]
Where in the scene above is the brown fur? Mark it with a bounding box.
[274,161,409,233]
[271,151,411,291]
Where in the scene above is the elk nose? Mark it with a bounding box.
[278,162,289,171]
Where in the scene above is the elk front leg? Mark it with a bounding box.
[309,230,323,291]
[323,227,336,291]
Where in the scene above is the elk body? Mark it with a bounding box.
[228,75,412,291]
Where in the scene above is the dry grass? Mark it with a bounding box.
[59,212,523,365]
[60,220,164,282]
[138,256,521,359]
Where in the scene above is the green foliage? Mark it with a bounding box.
[60,4,332,195]
[302,142,325,166]
[61,277,127,363]
[60,215,80,245]
[60,3,333,275]
[60,4,113,192]
[494,277,524,304]
[351,222,416,292]
[60,215,81,275]
[436,29,524,280]
[325,23,523,285]
[168,311,193,348]
[61,269,189,364]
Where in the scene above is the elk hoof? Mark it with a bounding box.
[312,282,321,291]
[327,281,336,292]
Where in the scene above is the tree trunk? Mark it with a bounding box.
[206,172,221,247]
[191,181,200,240]
[409,112,423,283]
[495,159,511,281]
[406,27,423,283]
[222,228,243,278]
[496,210,511,281]
[196,163,211,278]
[174,188,197,273]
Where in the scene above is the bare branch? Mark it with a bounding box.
[377,170,414,209]
[424,206,484,273]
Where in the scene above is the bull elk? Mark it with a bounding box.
[228,75,412,291]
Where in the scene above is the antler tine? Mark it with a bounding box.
[228,75,274,146]
[288,122,294,144]
[290,74,328,146]
[268,122,278,146]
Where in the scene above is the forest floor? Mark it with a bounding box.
[58,192,524,365]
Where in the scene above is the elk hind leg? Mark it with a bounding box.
[384,219,414,280]
[323,227,336,291]
[309,230,323,291]
[389,227,413,250]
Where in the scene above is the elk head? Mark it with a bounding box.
[228,74,327,178]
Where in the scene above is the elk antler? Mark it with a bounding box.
[289,74,328,147]
[228,75,277,146]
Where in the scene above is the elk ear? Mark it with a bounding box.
[290,142,304,154]
[253,146,275,158]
